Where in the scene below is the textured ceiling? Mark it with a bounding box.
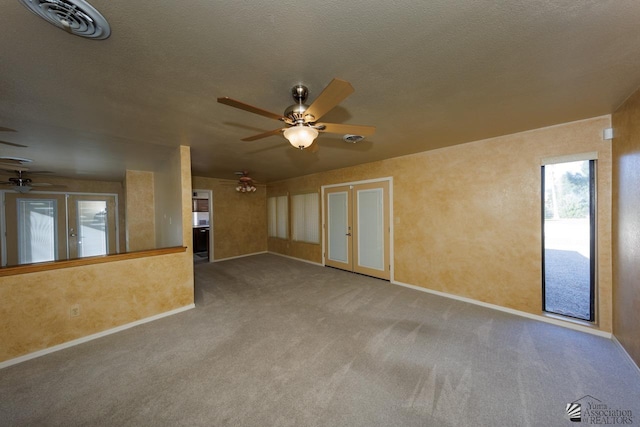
[1,0,640,183]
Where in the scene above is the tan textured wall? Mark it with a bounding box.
[125,170,156,251]
[192,176,267,260]
[0,145,194,363]
[611,88,640,366]
[179,146,194,251]
[0,253,193,362]
[154,148,185,248]
[268,116,613,332]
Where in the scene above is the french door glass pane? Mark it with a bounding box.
[543,160,594,321]
[328,192,348,263]
[357,188,384,270]
[77,200,108,257]
[18,199,57,264]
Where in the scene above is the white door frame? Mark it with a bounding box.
[321,177,394,282]
[192,189,214,262]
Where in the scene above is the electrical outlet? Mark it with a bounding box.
[70,304,80,318]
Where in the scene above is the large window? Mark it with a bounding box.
[291,193,320,244]
[267,195,288,239]
[542,158,595,322]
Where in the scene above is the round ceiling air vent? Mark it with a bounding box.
[18,0,111,40]
[343,134,365,144]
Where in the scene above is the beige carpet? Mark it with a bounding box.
[1,253,639,426]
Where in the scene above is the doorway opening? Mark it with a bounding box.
[192,189,213,263]
[542,159,595,322]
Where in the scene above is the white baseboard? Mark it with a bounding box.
[212,251,268,262]
[391,280,612,339]
[612,335,640,376]
[268,251,324,267]
[0,304,196,370]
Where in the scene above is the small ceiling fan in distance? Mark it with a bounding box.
[234,171,257,193]
[217,78,375,150]
[0,169,58,193]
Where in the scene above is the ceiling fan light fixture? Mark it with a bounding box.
[13,185,32,193]
[236,184,257,193]
[283,125,318,150]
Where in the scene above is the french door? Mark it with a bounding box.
[324,181,390,280]
[4,193,117,266]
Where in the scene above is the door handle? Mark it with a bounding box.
[345,233,351,236]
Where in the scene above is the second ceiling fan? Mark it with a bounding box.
[218,78,375,150]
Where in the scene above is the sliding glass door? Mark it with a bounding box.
[542,160,595,321]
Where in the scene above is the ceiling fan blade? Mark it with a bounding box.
[318,123,376,136]
[304,78,354,122]
[31,183,55,187]
[0,161,26,168]
[22,170,53,174]
[241,128,283,141]
[0,140,27,148]
[218,97,284,121]
[1,167,29,173]
[0,127,17,132]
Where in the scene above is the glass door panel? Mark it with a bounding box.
[356,189,384,270]
[353,182,390,280]
[542,160,595,321]
[4,193,67,266]
[17,199,58,264]
[77,200,107,257]
[68,195,117,259]
[325,187,352,270]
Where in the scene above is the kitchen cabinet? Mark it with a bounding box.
[193,227,209,254]
[192,199,209,212]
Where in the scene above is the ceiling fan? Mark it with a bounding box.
[218,78,375,150]
[0,169,57,193]
[234,171,258,193]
